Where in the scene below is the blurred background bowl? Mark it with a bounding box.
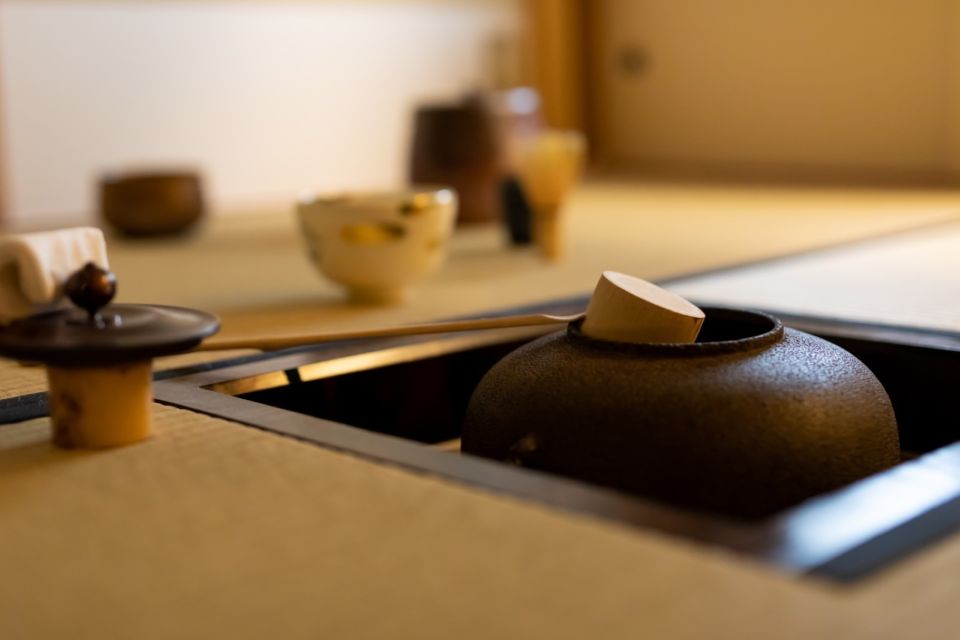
[99,170,205,237]
[297,186,458,304]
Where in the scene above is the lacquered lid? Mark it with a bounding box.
[0,304,220,366]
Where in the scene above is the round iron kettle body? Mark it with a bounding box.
[461,308,900,519]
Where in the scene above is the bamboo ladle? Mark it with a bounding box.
[198,272,705,352]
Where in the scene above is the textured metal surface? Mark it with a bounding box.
[463,308,901,519]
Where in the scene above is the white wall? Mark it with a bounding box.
[0,1,521,220]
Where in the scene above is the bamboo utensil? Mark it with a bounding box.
[198,272,704,352]
[516,130,586,260]
[197,312,583,352]
[581,271,704,344]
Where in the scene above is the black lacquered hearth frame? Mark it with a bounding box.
[141,291,960,584]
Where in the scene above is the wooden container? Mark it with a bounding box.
[100,171,204,236]
[409,97,502,225]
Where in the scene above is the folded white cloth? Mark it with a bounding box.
[0,227,109,323]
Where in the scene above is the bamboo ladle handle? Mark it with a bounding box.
[196,272,705,352]
[196,313,583,352]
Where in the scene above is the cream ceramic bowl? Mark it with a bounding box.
[297,187,458,304]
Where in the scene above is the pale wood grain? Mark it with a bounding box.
[199,312,581,352]
[581,270,703,343]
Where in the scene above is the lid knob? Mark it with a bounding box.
[64,262,117,322]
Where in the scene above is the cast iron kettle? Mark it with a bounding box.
[461,307,901,519]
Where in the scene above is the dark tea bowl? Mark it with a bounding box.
[99,170,205,237]
[461,307,900,519]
